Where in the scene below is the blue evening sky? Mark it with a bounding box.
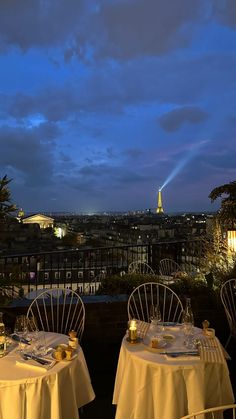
[0,0,236,213]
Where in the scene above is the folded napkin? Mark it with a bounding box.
[16,354,56,371]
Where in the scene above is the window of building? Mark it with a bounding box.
[90,284,96,294]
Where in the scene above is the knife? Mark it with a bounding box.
[12,334,31,345]
[23,353,51,365]
[160,351,199,356]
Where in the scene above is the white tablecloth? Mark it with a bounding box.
[113,326,234,419]
[0,332,95,419]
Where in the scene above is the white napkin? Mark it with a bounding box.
[165,354,200,360]
[16,356,56,371]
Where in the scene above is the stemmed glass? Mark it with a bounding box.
[27,316,39,344]
[149,304,162,331]
[14,315,28,352]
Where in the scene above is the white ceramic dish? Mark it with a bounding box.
[162,334,175,342]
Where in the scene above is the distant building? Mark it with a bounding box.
[22,214,54,229]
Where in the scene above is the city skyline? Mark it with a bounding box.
[1,1,236,214]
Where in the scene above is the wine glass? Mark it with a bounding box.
[14,315,28,352]
[149,304,162,331]
[27,316,39,344]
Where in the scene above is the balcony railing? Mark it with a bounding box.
[0,239,203,298]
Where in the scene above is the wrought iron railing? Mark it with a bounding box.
[0,239,203,297]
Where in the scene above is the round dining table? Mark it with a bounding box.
[113,324,235,419]
[0,331,95,419]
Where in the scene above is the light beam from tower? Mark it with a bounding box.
[156,189,164,214]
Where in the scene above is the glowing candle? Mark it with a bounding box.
[128,320,137,342]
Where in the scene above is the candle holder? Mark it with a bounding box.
[127,319,140,344]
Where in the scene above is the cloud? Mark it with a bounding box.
[213,0,236,28]
[0,124,56,186]
[0,0,210,61]
[159,106,209,132]
[0,0,84,51]
[75,0,208,61]
[2,50,236,127]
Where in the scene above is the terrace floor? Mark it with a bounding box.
[81,337,236,419]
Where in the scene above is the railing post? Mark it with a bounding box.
[147,244,152,268]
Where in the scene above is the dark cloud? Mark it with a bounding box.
[3,52,236,125]
[213,0,236,28]
[0,125,55,186]
[0,0,214,61]
[95,0,206,59]
[0,0,84,51]
[159,106,209,132]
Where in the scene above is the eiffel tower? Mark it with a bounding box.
[156,189,164,214]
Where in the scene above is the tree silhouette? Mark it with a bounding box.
[0,175,17,220]
[209,181,236,228]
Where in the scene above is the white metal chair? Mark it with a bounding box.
[220,278,236,348]
[180,404,236,418]
[159,258,181,282]
[128,261,155,275]
[127,282,183,323]
[26,288,85,341]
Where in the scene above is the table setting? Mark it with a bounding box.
[113,310,235,419]
[0,314,95,419]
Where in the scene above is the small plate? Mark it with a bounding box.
[162,334,175,342]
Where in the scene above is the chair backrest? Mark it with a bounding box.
[127,282,183,323]
[159,258,181,277]
[26,288,85,340]
[128,261,155,275]
[220,278,236,337]
[180,403,236,418]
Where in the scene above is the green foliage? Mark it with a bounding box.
[0,175,17,220]
[171,276,209,297]
[209,180,236,228]
[18,288,24,298]
[97,273,219,310]
[61,233,78,247]
[198,217,236,288]
[97,273,163,295]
